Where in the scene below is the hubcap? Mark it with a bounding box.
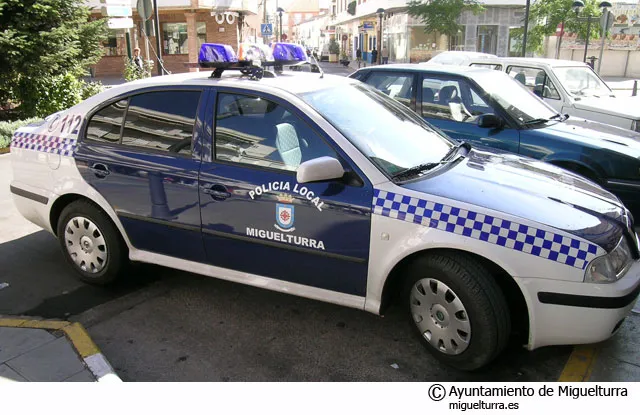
[64,216,107,274]
[410,278,471,355]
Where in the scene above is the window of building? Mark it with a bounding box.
[508,27,521,57]
[451,26,465,51]
[121,90,201,155]
[215,93,338,172]
[103,30,120,56]
[85,100,128,144]
[163,22,206,55]
[476,25,498,55]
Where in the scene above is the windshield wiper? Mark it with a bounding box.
[523,114,566,126]
[392,142,470,181]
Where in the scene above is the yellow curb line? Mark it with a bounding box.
[558,345,600,382]
[0,318,120,381]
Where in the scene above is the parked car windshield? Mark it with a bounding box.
[472,70,559,124]
[300,83,454,176]
[552,66,613,97]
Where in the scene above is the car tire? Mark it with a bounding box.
[402,252,511,371]
[56,200,128,285]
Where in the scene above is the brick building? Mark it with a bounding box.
[87,0,258,77]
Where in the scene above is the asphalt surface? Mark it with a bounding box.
[0,155,158,318]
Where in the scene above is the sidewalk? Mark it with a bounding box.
[0,319,120,382]
[602,76,639,97]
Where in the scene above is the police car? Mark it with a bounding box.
[9,43,640,370]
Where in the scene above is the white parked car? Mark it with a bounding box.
[469,57,640,132]
[423,51,498,66]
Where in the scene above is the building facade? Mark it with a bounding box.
[304,0,526,64]
[87,0,258,77]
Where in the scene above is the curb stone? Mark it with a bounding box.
[0,318,121,382]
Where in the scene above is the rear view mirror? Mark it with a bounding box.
[477,114,505,129]
[296,157,345,184]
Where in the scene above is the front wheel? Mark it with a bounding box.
[403,252,511,370]
[56,200,128,285]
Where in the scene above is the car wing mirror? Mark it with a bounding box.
[477,114,505,129]
[296,156,345,184]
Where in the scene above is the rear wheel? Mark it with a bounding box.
[56,200,127,285]
[402,252,511,370]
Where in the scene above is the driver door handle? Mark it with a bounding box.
[202,184,231,201]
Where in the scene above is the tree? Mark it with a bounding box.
[407,0,484,50]
[0,0,107,117]
[512,0,603,54]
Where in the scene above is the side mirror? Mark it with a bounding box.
[296,156,345,184]
[477,114,504,129]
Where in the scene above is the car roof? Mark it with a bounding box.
[433,51,497,58]
[108,70,354,95]
[355,63,495,76]
[470,57,589,68]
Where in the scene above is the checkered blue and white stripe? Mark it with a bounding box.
[373,189,599,270]
[11,132,77,157]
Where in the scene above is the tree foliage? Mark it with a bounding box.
[513,0,604,54]
[0,0,107,116]
[407,0,484,50]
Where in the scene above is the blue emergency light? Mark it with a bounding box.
[198,42,310,79]
[198,43,238,68]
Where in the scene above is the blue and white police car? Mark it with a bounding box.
[9,43,640,370]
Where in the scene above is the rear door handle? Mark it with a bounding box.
[89,163,110,178]
[202,184,231,201]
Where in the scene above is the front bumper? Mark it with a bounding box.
[517,258,640,350]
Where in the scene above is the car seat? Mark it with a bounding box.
[275,123,302,169]
[514,72,527,85]
[423,87,435,103]
[533,72,546,97]
[437,85,458,105]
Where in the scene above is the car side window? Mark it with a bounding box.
[85,99,127,144]
[121,90,201,155]
[214,92,338,172]
[506,66,560,100]
[421,76,497,124]
[363,72,414,107]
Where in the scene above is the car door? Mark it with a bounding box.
[198,88,372,297]
[505,65,563,112]
[417,74,520,153]
[75,88,207,262]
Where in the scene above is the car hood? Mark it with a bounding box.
[538,118,640,158]
[573,96,640,120]
[403,148,627,250]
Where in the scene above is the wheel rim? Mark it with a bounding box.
[410,278,471,355]
[64,216,108,274]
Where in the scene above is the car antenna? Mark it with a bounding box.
[310,54,324,78]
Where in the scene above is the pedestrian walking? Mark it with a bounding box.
[382,46,389,65]
[371,47,378,65]
[356,47,362,68]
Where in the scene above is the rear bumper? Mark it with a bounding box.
[10,182,55,233]
[517,258,640,350]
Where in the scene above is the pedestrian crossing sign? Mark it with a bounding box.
[261,23,273,37]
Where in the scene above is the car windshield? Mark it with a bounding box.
[300,83,454,176]
[472,70,559,124]
[553,66,613,97]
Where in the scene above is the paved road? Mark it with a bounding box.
[0,154,158,318]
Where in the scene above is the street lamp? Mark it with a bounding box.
[597,1,612,73]
[277,7,284,43]
[573,1,612,66]
[376,7,384,65]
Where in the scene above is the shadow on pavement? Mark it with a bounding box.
[0,230,160,318]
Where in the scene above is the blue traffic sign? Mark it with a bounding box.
[261,23,273,36]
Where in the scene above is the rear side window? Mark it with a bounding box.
[85,99,127,144]
[121,90,201,155]
[363,72,415,108]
